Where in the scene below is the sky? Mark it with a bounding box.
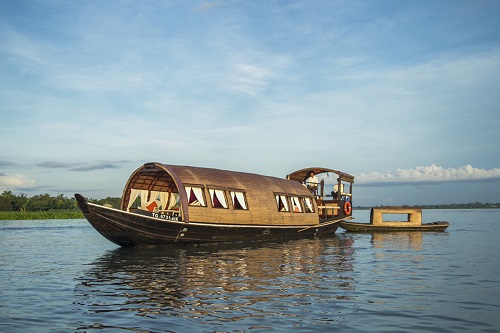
[1,0,499,206]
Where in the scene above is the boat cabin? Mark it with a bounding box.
[121,163,354,226]
[286,167,354,221]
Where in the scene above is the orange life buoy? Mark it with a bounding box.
[343,201,352,215]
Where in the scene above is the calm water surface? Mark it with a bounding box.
[1,209,499,333]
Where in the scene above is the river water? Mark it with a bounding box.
[1,209,499,333]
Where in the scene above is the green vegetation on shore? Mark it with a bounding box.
[0,191,121,220]
[0,210,84,220]
[356,202,499,210]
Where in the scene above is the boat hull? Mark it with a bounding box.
[76,194,340,247]
[339,221,449,232]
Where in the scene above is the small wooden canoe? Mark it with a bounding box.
[339,206,449,232]
[339,221,449,232]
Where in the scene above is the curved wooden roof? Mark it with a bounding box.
[121,162,319,225]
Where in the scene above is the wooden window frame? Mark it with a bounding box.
[184,184,207,207]
[303,196,315,213]
[275,193,290,212]
[207,186,229,209]
[228,189,249,210]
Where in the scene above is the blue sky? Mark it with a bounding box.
[1,0,499,206]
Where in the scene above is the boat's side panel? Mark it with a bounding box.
[186,200,316,226]
[78,197,338,247]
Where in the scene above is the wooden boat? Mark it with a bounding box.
[339,206,449,232]
[75,162,355,246]
[339,221,449,232]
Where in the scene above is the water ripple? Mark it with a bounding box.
[2,212,500,332]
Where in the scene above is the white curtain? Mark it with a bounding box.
[193,187,205,206]
[231,191,247,209]
[127,189,140,210]
[156,192,180,210]
[159,192,169,210]
[209,189,228,208]
[292,197,302,212]
[304,197,314,212]
[145,191,160,207]
[185,186,205,206]
[276,195,289,212]
[139,190,149,208]
[216,190,227,208]
[168,193,179,209]
[236,191,247,209]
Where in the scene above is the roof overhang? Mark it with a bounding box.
[287,167,355,183]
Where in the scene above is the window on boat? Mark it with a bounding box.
[229,190,248,210]
[208,188,228,209]
[185,185,206,207]
[303,197,315,213]
[275,194,290,212]
[291,196,303,213]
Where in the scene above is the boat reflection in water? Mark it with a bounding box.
[74,237,355,329]
[371,232,425,250]
[362,231,450,294]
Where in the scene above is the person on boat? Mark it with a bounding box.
[306,171,319,196]
[332,178,345,200]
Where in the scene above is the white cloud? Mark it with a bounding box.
[229,63,273,95]
[0,173,36,191]
[357,164,500,185]
[196,1,221,12]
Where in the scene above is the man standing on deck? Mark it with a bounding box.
[306,171,319,197]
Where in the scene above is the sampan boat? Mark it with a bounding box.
[339,206,449,232]
[75,162,355,246]
[339,221,449,232]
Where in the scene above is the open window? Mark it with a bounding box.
[275,194,290,212]
[229,190,248,210]
[291,196,303,213]
[208,187,228,209]
[303,197,315,213]
[185,185,206,207]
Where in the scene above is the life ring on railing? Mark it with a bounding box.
[343,201,352,215]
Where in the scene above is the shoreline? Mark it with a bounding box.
[0,211,84,220]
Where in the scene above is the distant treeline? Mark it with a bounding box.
[0,191,122,212]
[0,210,85,220]
[355,202,499,210]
